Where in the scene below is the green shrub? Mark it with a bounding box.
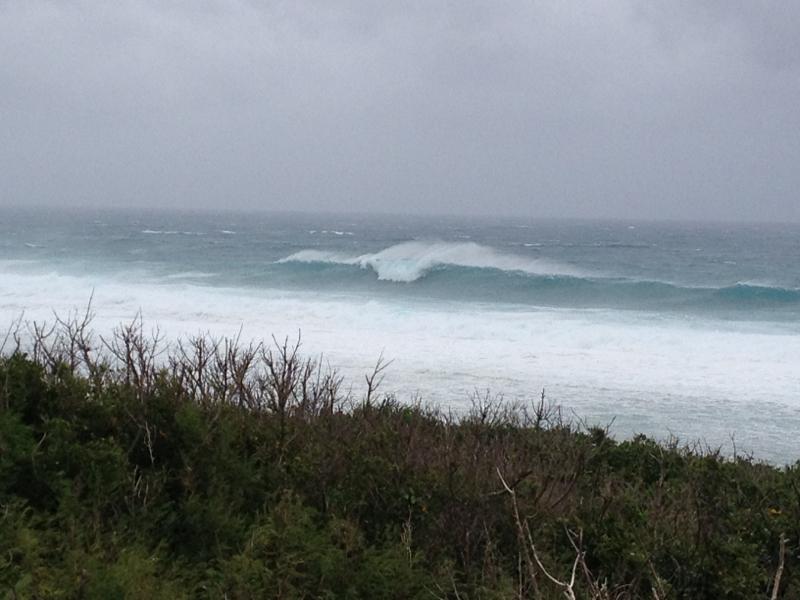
[0,326,797,598]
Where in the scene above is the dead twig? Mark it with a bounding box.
[771,534,788,600]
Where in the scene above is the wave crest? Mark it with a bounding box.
[275,243,800,311]
[278,241,583,282]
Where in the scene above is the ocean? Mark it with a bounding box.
[1,206,799,461]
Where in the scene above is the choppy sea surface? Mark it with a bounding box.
[1,207,799,461]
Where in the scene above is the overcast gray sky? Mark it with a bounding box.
[1,1,798,221]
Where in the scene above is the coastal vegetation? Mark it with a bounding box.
[0,312,797,598]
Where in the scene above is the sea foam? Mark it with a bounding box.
[2,263,799,461]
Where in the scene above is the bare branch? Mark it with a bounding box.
[771,534,788,600]
[0,311,24,355]
[364,351,392,406]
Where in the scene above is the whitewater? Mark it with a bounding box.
[277,241,587,282]
[1,207,799,461]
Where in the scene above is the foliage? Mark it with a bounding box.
[0,317,797,598]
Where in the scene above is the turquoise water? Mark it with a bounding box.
[2,207,799,461]
[3,207,799,317]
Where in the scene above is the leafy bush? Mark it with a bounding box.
[0,317,797,598]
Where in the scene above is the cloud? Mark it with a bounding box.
[1,0,798,221]
[634,0,800,71]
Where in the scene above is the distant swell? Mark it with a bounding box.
[715,283,800,304]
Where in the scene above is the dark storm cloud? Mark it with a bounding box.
[1,0,798,221]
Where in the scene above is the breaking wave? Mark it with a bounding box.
[278,241,585,282]
[276,242,800,311]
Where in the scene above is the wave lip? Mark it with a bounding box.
[278,241,584,283]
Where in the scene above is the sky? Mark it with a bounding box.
[1,0,799,221]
